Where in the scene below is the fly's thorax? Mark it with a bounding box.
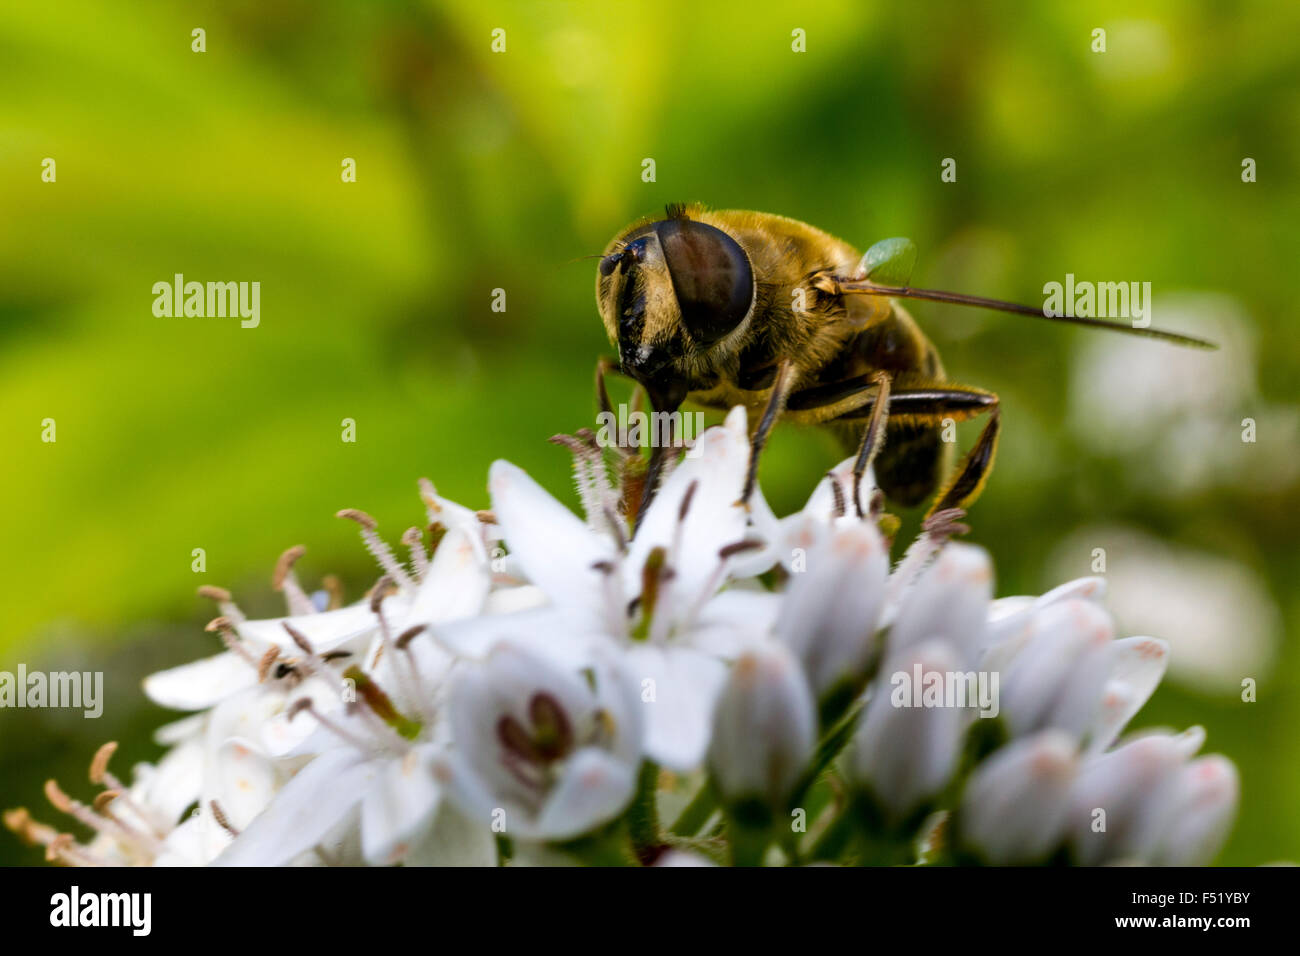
[813,302,945,385]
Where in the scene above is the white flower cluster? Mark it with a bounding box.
[7,408,1239,866]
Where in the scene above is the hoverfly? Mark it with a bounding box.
[594,203,1214,526]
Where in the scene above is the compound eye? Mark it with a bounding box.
[655,218,754,347]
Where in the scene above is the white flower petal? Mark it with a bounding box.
[626,409,750,606]
[235,600,387,654]
[136,737,205,826]
[731,484,781,578]
[260,676,343,757]
[626,644,727,771]
[423,487,487,538]
[999,599,1115,740]
[152,712,206,747]
[143,652,257,711]
[404,802,497,866]
[211,736,277,830]
[489,459,613,624]
[799,455,875,524]
[443,640,642,838]
[403,526,490,626]
[432,607,598,672]
[1036,576,1107,607]
[211,749,375,866]
[483,584,550,615]
[690,588,782,660]
[654,849,718,866]
[361,745,443,866]
[533,747,638,841]
[153,814,223,867]
[775,512,829,574]
[1088,636,1169,753]
[432,750,505,836]
[203,684,294,762]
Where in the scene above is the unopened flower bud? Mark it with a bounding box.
[847,640,966,824]
[959,731,1078,864]
[774,521,888,697]
[708,643,817,810]
[889,543,992,663]
[1131,754,1239,866]
[998,598,1116,741]
[1068,727,1205,865]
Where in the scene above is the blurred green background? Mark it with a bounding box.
[1,0,1296,864]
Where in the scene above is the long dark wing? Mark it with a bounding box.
[836,279,1217,350]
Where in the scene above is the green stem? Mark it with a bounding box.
[792,697,865,801]
[560,822,636,866]
[626,760,662,863]
[778,819,803,866]
[727,804,773,867]
[669,779,718,837]
[814,792,928,866]
[853,825,916,866]
[809,806,859,861]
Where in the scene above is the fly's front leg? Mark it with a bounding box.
[595,356,619,425]
[783,371,895,517]
[739,359,795,507]
[594,356,675,531]
[740,362,888,508]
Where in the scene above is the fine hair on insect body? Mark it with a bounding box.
[593,203,1215,528]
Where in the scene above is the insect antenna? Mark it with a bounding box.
[568,238,631,267]
[837,280,1217,349]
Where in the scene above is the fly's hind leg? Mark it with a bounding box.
[928,398,999,519]
[837,383,1001,520]
[790,378,999,522]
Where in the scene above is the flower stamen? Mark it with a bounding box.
[198,585,246,625]
[206,616,261,669]
[288,698,373,752]
[401,527,429,580]
[272,545,317,617]
[337,509,416,592]
[209,800,240,838]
